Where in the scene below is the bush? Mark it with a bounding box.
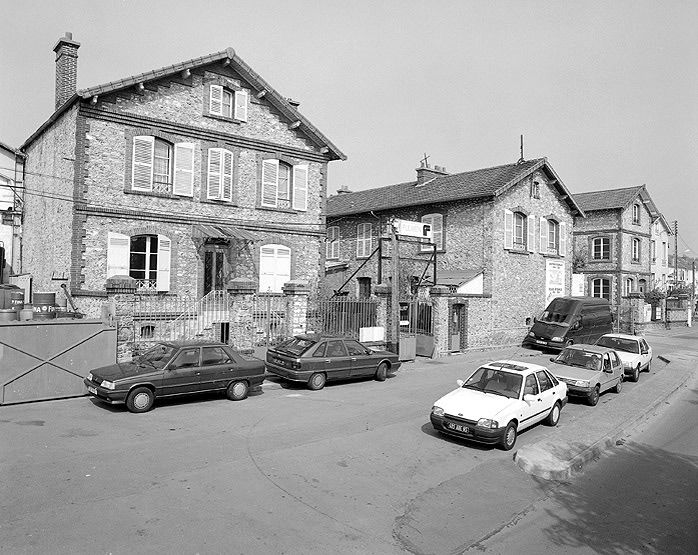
[644,289,666,304]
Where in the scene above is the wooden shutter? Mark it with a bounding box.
[156,235,171,292]
[539,217,547,254]
[259,244,291,293]
[327,226,339,259]
[559,222,567,256]
[274,246,291,292]
[261,159,279,207]
[209,85,223,116]
[432,214,443,250]
[207,148,222,199]
[292,164,308,211]
[527,215,535,253]
[173,143,195,196]
[503,210,513,250]
[106,232,130,278]
[234,90,248,121]
[221,149,233,201]
[132,136,154,191]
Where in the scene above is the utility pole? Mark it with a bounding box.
[673,220,679,293]
[390,221,400,352]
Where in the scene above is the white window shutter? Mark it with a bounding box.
[539,217,547,254]
[107,232,130,278]
[207,148,222,199]
[527,215,535,253]
[432,214,443,250]
[156,235,171,292]
[261,159,279,207]
[234,90,248,121]
[504,210,513,250]
[259,244,290,293]
[221,149,234,201]
[132,135,154,191]
[209,85,223,116]
[173,143,195,196]
[292,164,308,211]
[274,246,291,292]
[559,222,567,256]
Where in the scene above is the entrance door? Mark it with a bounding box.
[204,250,226,295]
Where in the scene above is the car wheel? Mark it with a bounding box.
[546,402,561,426]
[375,362,388,382]
[631,365,640,383]
[614,378,623,394]
[500,421,517,451]
[565,339,574,347]
[126,387,155,413]
[588,386,600,406]
[308,372,326,390]
[226,380,249,401]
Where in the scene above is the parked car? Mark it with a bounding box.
[265,334,401,390]
[595,333,653,382]
[523,296,613,351]
[84,340,265,413]
[549,344,624,406]
[430,360,567,451]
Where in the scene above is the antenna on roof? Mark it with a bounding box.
[420,153,430,168]
[517,134,525,164]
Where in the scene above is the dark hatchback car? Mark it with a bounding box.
[84,340,265,413]
[265,334,401,390]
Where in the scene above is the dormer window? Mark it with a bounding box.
[209,84,248,122]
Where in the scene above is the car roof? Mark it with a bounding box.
[158,340,227,348]
[294,334,348,341]
[565,343,617,355]
[482,359,548,373]
[599,333,641,341]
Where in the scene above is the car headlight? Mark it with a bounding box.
[575,380,589,387]
[528,332,535,337]
[86,373,93,382]
[551,336,564,342]
[100,380,116,390]
[431,406,444,417]
[477,418,499,429]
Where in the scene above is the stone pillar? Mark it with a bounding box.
[374,283,392,346]
[628,292,645,333]
[283,281,310,337]
[430,286,451,359]
[105,275,137,362]
[227,278,257,353]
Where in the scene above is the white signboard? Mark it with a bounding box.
[394,219,432,240]
[545,259,566,304]
[571,273,585,296]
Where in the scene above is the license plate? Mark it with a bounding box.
[536,340,546,345]
[88,386,97,395]
[446,422,469,433]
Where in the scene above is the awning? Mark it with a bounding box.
[192,224,256,241]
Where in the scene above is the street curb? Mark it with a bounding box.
[513,370,694,481]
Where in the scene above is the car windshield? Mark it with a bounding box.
[138,344,177,368]
[597,337,639,354]
[536,298,575,326]
[276,337,317,356]
[462,367,523,399]
[556,348,602,370]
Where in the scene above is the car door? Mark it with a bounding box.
[600,353,615,392]
[535,370,558,418]
[162,347,202,396]
[345,339,374,377]
[322,339,352,380]
[609,351,624,386]
[639,338,652,369]
[519,374,545,431]
[199,345,235,392]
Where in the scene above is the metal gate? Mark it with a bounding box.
[306,297,378,339]
[400,297,434,357]
[0,319,116,405]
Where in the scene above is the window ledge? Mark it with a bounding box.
[201,198,238,206]
[588,259,612,263]
[204,113,243,125]
[542,253,563,258]
[505,248,530,256]
[257,205,302,214]
[124,188,178,199]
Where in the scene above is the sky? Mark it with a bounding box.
[1,0,697,254]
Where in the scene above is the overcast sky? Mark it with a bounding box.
[1,0,697,253]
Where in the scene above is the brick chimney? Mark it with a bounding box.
[53,32,81,110]
[416,162,448,185]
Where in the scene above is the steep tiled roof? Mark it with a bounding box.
[327,158,582,216]
[573,186,644,212]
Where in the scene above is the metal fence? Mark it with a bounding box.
[306,297,378,339]
[251,293,287,346]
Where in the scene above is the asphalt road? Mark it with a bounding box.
[0,331,695,554]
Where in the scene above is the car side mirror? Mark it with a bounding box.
[457,379,464,387]
[641,349,648,355]
[604,368,613,374]
[549,357,556,362]
[523,394,536,403]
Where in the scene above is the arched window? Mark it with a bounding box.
[513,212,525,247]
[107,232,172,292]
[625,277,634,296]
[592,278,611,300]
[131,135,194,196]
[259,244,291,293]
[632,203,640,224]
[632,238,641,262]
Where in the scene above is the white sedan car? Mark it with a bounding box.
[430,360,568,451]
[595,333,652,382]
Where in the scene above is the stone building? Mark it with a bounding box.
[325,158,583,351]
[18,34,345,316]
[650,215,673,292]
[0,140,24,282]
[571,185,664,304]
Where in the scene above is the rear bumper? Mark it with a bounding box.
[265,365,313,383]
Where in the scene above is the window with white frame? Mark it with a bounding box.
[625,277,634,296]
[356,223,372,258]
[592,237,610,260]
[260,159,308,211]
[207,148,234,201]
[592,277,611,300]
[259,244,291,293]
[326,226,340,260]
[632,203,640,224]
[632,238,641,262]
[132,136,195,196]
[504,210,533,252]
[209,84,248,121]
[107,232,172,292]
[651,240,656,262]
[420,213,443,251]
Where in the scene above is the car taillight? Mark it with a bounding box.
[291,360,301,370]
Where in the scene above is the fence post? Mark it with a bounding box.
[283,281,310,338]
[374,283,391,346]
[227,278,257,353]
[430,286,450,359]
[628,292,644,334]
[105,275,137,363]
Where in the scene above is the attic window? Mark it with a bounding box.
[209,84,248,122]
[530,180,540,199]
